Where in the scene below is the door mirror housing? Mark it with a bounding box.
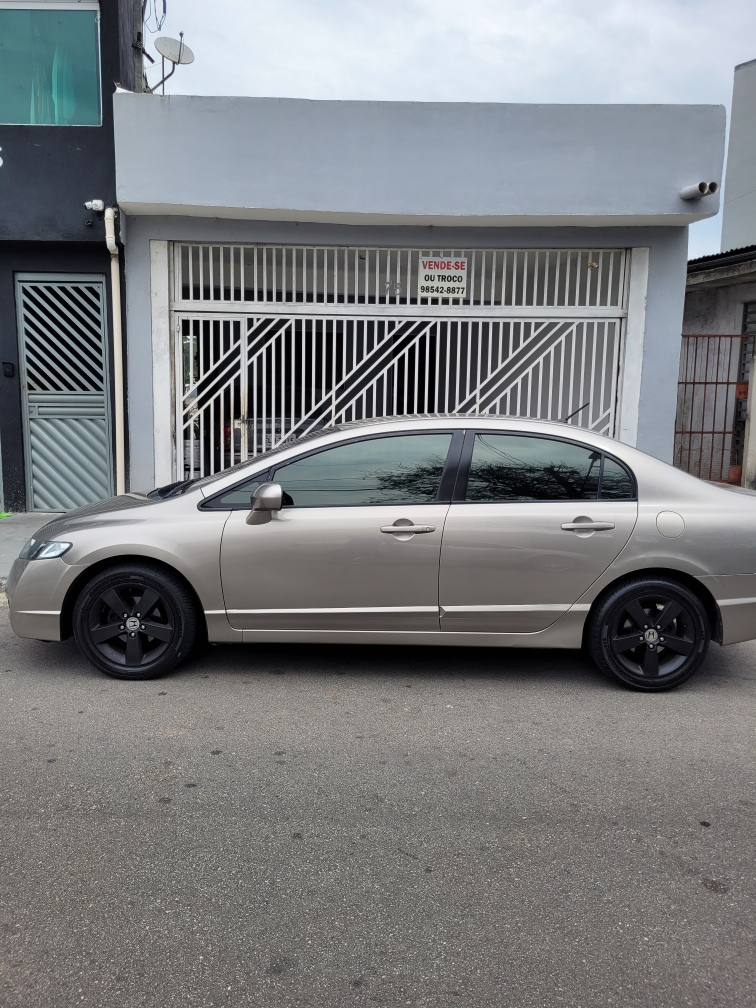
[252,482,284,512]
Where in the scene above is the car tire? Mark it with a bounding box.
[587,577,710,691]
[73,564,199,680]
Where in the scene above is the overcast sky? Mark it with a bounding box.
[142,0,756,258]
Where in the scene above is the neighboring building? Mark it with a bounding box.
[0,0,141,513]
[676,58,756,488]
[113,94,725,493]
[679,248,756,484]
[721,59,756,253]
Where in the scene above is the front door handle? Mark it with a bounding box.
[561,521,615,532]
[381,524,436,534]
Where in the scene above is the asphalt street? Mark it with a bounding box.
[1,598,754,1008]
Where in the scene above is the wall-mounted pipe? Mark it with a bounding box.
[104,207,126,495]
[679,181,719,200]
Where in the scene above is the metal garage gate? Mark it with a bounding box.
[171,245,628,479]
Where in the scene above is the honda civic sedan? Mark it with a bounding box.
[7,416,756,691]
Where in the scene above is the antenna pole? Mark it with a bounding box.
[562,401,590,423]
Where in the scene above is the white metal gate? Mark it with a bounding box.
[172,246,627,479]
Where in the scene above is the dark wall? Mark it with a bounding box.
[0,3,137,509]
[0,243,114,512]
[118,0,140,93]
[0,128,117,241]
[0,0,130,241]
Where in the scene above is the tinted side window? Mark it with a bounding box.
[600,457,635,499]
[465,434,601,502]
[272,434,453,507]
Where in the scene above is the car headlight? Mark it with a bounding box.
[19,538,72,560]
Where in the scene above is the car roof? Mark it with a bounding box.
[296,413,586,437]
[190,413,642,497]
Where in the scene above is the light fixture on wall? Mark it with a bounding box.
[679,182,719,200]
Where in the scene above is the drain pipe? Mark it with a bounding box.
[104,207,126,495]
[86,200,126,495]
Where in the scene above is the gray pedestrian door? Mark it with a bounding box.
[16,275,113,511]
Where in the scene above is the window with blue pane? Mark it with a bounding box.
[0,6,101,126]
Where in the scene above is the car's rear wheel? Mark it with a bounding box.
[73,564,199,679]
[587,577,710,691]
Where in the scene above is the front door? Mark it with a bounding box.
[220,431,456,631]
[439,431,638,633]
[16,274,113,511]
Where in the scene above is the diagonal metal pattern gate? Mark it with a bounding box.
[173,246,627,479]
[16,275,113,510]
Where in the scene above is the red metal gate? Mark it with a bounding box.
[674,334,751,483]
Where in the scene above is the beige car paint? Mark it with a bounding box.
[438,500,638,633]
[8,497,232,640]
[221,504,450,632]
[7,415,756,653]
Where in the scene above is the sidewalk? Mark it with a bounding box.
[0,513,63,583]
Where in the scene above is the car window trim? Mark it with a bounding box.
[199,429,463,511]
[199,468,271,511]
[598,452,637,500]
[452,429,637,504]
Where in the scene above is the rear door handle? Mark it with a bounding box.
[380,524,436,534]
[561,521,615,531]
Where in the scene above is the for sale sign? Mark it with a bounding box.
[417,256,468,299]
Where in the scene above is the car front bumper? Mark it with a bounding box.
[7,556,86,641]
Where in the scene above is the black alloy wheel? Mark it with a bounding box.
[587,577,710,691]
[73,564,199,679]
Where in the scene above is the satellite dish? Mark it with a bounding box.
[145,32,195,93]
[155,36,194,65]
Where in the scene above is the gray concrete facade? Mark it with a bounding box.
[112,94,725,492]
[722,59,756,252]
[114,95,724,227]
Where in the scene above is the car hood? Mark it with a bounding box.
[32,494,154,541]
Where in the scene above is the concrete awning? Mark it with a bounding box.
[114,94,725,228]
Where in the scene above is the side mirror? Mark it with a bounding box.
[252,482,283,512]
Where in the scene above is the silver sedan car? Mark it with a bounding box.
[7,416,756,691]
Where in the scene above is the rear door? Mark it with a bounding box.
[439,431,638,633]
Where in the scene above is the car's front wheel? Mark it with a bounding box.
[73,564,199,679]
[587,577,710,691]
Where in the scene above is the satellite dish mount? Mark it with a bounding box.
[146,33,194,94]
